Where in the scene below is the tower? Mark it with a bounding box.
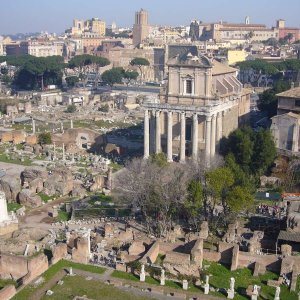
[245,16,250,25]
[133,9,150,47]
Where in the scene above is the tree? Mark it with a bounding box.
[150,153,168,168]
[252,129,276,175]
[206,167,235,211]
[258,80,291,117]
[98,104,109,113]
[101,68,123,88]
[130,57,150,81]
[66,104,77,113]
[38,132,52,145]
[65,76,79,87]
[184,180,204,229]
[286,33,294,44]
[123,70,139,86]
[115,157,191,237]
[226,186,254,213]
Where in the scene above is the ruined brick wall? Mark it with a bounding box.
[23,253,49,284]
[0,255,28,280]
[0,285,16,300]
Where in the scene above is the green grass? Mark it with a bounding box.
[109,162,124,172]
[0,279,16,290]
[55,210,71,222]
[40,275,155,300]
[7,202,22,212]
[37,193,53,203]
[112,270,139,281]
[154,254,165,266]
[13,260,105,300]
[203,260,299,300]
[0,153,32,166]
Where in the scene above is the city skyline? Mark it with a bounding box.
[1,0,300,35]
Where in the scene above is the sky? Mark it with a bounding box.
[0,0,300,35]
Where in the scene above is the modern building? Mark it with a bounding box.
[133,9,150,47]
[142,47,251,164]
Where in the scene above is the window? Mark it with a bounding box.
[295,100,300,107]
[186,80,192,94]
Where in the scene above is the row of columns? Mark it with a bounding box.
[144,109,224,163]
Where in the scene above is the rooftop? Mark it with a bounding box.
[277,87,300,99]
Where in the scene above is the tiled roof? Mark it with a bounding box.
[277,87,300,98]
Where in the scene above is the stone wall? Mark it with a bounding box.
[0,285,16,300]
[22,253,49,285]
[51,243,68,265]
[141,241,160,264]
[0,254,28,280]
[0,253,48,283]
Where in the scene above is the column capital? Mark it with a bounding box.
[168,111,173,117]
[193,113,198,121]
[155,110,160,117]
[206,115,212,122]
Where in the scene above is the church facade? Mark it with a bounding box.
[142,49,251,164]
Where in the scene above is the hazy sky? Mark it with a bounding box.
[1,0,300,34]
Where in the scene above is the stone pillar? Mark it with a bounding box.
[182,279,188,290]
[155,111,161,154]
[180,112,186,162]
[0,191,9,222]
[140,264,145,282]
[292,123,299,153]
[32,119,36,134]
[204,275,210,295]
[216,112,223,144]
[150,111,155,154]
[160,269,165,286]
[70,119,73,129]
[167,111,173,162]
[144,110,150,159]
[192,114,199,161]
[62,143,65,161]
[205,116,212,165]
[61,122,64,134]
[211,115,216,159]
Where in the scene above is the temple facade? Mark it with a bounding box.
[142,49,251,164]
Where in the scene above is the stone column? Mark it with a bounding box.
[70,119,74,129]
[205,116,212,164]
[192,114,199,161]
[180,112,186,162]
[62,143,65,161]
[32,118,36,134]
[167,111,173,162]
[61,122,64,134]
[216,112,223,143]
[292,123,299,153]
[155,111,161,154]
[210,115,216,159]
[150,111,155,154]
[144,109,150,159]
[0,191,9,222]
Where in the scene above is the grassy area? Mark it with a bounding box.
[40,275,155,300]
[112,270,200,293]
[112,264,300,300]
[0,279,16,290]
[109,162,124,172]
[0,153,32,166]
[154,254,165,266]
[37,193,53,203]
[55,210,71,222]
[13,260,105,300]
[203,260,299,300]
[7,202,22,212]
